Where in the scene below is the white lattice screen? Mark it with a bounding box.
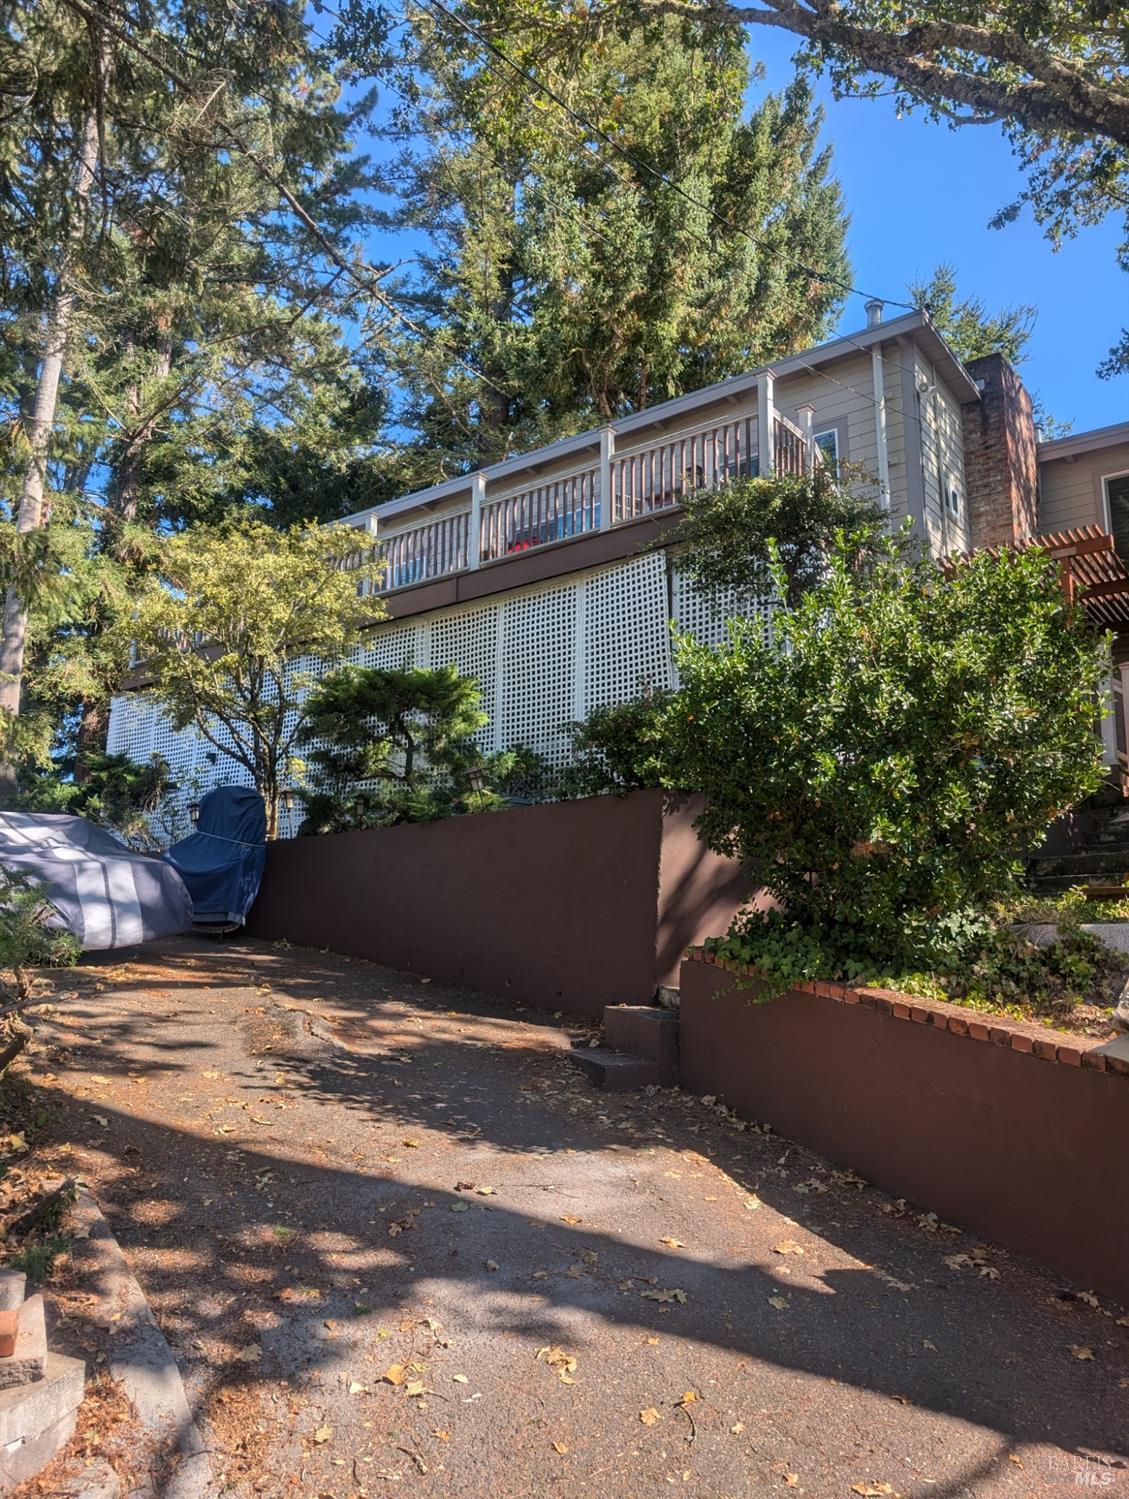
[670,565,774,664]
[430,604,501,755]
[108,550,767,834]
[500,582,578,772]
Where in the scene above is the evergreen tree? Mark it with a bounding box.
[0,0,393,778]
[380,11,850,476]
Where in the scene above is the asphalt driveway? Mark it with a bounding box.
[28,937,1129,1497]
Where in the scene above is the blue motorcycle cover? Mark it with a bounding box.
[162,785,267,925]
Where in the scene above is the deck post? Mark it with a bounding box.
[600,426,615,529]
[469,473,485,569]
[757,371,776,476]
[795,403,815,472]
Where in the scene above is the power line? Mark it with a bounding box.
[407,0,939,438]
[56,0,515,416]
[414,0,916,313]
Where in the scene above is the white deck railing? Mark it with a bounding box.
[367,410,810,596]
[480,467,600,563]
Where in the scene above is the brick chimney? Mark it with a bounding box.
[959,353,1039,549]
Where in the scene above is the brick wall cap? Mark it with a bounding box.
[683,954,1122,1077]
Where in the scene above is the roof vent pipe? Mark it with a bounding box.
[865,298,884,329]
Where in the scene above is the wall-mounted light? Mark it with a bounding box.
[187,801,200,826]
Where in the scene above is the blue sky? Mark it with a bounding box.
[743,30,1128,433]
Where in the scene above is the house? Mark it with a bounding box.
[105,305,1128,834]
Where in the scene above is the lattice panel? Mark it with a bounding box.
[356,621,427,672]
[499,582,578,769]
[430,603,502,752]
[670,563,774,667]
[582,551,673,712]
[106,693,152,761]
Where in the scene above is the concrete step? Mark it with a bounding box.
[602,1005,679,1083]
[0,1352,85,1489]
[569,1042,663,1091]
[0,1294,47,1391]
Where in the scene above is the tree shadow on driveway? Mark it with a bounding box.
[26,936,1129,1496]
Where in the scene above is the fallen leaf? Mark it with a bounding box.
[551,1441,568,1454]
[851,1485,893,1497]
[348,1381,369,1395]
[276,1286,321,1304]
[452,1373,468,1384]
[405,1380,428,1397]
[1008,1455,1024,1469]
[235,1344,262,1364]
[475,1185,495,1195]
[659,1236,685,1249]
[1068,1345,1094,1361]
[485,1259,499,1272]
[774,1240,805,1257]
[451,1202,469,1213]
[784,1476,798,1488]
[312,1426,332,1445]
[639,1407,662,1426]
[560,1214,582,1225]
[730,1422,745,1435]
[383,1364,405,1385]
[641,1287,687,1305]
[768,1295,790,1310]
[536,1346,578,1381]
[432,1429,450,1441]
[91,1115,109,1128]
[402,1138,420,1148]
[677,1391,698,1408]
[1077,1290,1100,1309]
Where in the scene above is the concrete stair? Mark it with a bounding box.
[570,1004,679,1091]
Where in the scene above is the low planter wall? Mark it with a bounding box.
[247,791,749,1018]
[679,955,1129,1305]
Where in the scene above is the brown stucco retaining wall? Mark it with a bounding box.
[246,792,747,1017]
[679,957,1129,1305]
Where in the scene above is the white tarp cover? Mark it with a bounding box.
[0,812,192,950]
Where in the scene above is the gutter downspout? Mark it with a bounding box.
[871,344,891,508]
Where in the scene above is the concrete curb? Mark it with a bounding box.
[66,1188,215,1499]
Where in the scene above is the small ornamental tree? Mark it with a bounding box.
[127,520,383,838]
[297,663,516,831]
[561,690,674,797]
[662,538,1107,978]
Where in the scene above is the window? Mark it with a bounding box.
[814,428,839,468]
[1105,472,1129,559]
[945,477,962,518]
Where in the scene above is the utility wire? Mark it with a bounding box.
[409,0,942,438]
[414,0,916,313]
[56,0,515,411]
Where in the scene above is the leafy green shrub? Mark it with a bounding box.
[662,465,906,609]
[559,690,674,797]
[297,663,517,832]
[0,871,79,1079]
[669,538,1107,977]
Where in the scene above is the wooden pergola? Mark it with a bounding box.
[1031,524,1129,630]
[945,524,1129,631]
